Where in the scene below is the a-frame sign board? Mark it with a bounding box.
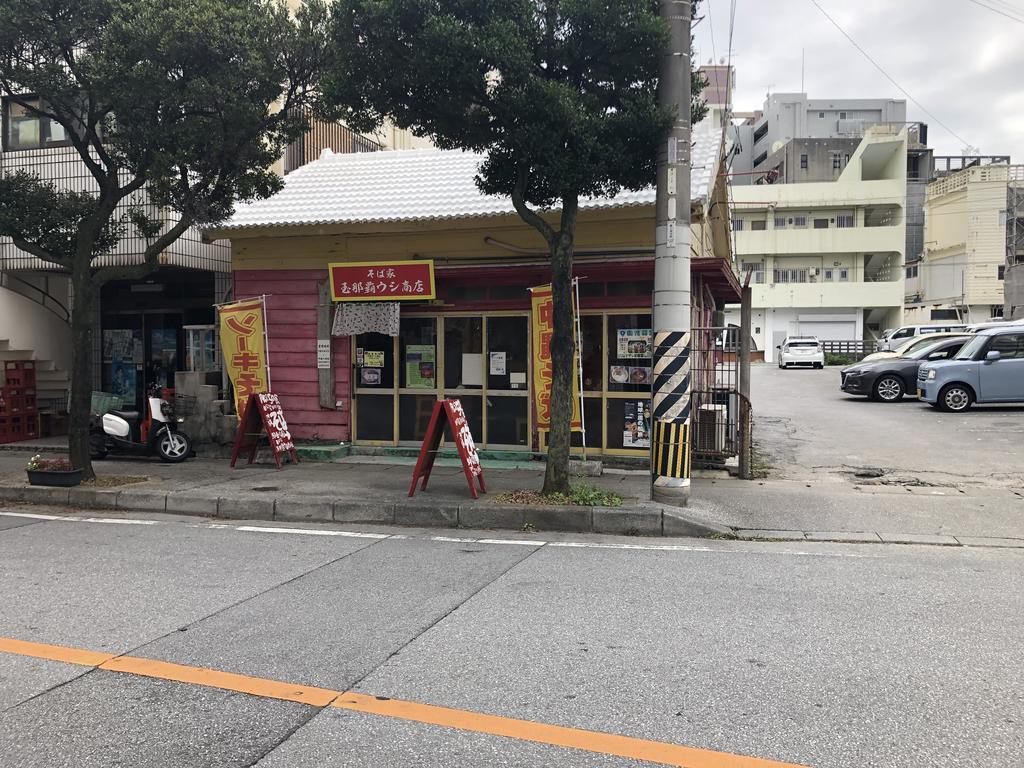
[408,399,486,499]
[230,393,299,469]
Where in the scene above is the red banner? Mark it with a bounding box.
[329,260,435,301]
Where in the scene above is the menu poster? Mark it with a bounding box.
[617,329,652,359]
[489,351,506,376]
[363,350,385,368]
[623,400,651,448]
[406,344,436,388]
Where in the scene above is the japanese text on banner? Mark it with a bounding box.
[219,299,269,419]
[530,285,582,432]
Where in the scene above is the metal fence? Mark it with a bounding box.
[821,340,878,361]
[690,327,749,466]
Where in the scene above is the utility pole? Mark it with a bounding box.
[651,0,693,506]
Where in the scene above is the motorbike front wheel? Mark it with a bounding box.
[156,430,192,463]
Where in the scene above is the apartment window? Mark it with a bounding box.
[844,153,850,165]
[813,218,829,229]
[753,122,768,143]
[741,262,765,284]
[839,111,847,120]
[753,151,768,167]
[818,111,825,118]
[750,220,767,231]
[836,214,855,229]
[824,269,834,281]
[800,154,808,169]
[2,97,69,151]
[999,265,1006,280]
[774,217,786,228]
[832,154,842,170]
[732,218,744,232]
[793,216,807,228]
[773,269,808,284]
[838,268,850,281]
[906,266,919,279]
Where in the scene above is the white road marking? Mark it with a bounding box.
[0,511,882,557]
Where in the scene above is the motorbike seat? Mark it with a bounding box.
[109,409,140,422]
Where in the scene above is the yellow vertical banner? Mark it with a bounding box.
[219,298,269,419]
[530,285,582,432]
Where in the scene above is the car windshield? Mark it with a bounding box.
[954,335,988,360]
[905,339,956,360]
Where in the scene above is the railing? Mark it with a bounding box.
[821,340,878,361]
[690,327,744,465]
[283,107,381,174]
[0,271,70,323]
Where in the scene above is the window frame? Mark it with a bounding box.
[1,95,74,152]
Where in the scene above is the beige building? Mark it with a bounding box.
[726,125,908,359]
[905,164,1024,323]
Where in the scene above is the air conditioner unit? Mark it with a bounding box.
[696,404,727,453]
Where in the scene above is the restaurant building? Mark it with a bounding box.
[207,125,741,461]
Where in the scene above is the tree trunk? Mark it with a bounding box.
[542,228,576,496]
[68,276,97,481]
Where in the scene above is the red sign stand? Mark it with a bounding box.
[408,399,486,499]
[230,393,299,469]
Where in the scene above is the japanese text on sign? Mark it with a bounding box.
[329,260,435,302]
[257,393,295,454]
[219,299,269,419]
[529,284,582,432]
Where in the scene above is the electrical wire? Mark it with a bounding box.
[806,0,972,148]
[964,0,1024,24]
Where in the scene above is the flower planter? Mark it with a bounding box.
[26,469,83,487]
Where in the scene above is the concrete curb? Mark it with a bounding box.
[0,483,728,538]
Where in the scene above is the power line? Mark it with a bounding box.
[806,0,972,148]
[965,0,1024,23]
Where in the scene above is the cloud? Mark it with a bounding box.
[694,0,1023,159]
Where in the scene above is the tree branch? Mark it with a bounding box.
[7,234,70,270]
[90,215,193,285]
[511,168,557,246]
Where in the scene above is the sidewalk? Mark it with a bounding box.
[0,448,1022,547]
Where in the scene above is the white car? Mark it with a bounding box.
[777,336,824,369]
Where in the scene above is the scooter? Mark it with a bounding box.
[89,385,193,463]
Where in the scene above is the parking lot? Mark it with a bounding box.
[751,363,1024,488]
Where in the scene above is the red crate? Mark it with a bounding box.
[4,360,36,388]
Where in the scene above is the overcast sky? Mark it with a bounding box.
[692,0,1024,160]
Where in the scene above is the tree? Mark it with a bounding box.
[0,0,328,479]
[322,0,707,494]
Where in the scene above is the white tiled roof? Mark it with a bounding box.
[217,122,724,231]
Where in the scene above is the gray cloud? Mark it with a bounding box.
[694,0,1024,159]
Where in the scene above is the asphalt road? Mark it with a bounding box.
[751,364,1024,488]
[1,508,1022,767]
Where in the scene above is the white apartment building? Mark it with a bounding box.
[726,125,908,360]
[905,163,1024,324]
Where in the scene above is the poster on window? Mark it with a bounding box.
[405,344,435,388]
[623,400,651,449]
[363,350,385,368]
[617,329,652,359]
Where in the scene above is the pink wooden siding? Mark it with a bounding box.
[234,269,350,441]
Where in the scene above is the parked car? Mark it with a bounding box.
[877,323,968,352]
[917,326,1024,412]
[862,332,972,362]
[840,337,969,402]
[777,336,824,369]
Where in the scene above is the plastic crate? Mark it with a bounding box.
[90,391,125,415]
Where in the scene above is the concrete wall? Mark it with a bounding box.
[0,280,71,369]
[1006,264,1024,320]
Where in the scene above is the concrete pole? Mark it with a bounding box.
[738,284,752,480]
[651,0,693,506]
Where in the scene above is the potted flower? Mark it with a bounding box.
[26,455,83,487]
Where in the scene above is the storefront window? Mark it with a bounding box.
[444,392,482,445]
[579,315,603,392]
[570,397,603,449]
[399,317,436,389]
[486,316,528,391]
[399,394,437,442]
[486,396,528,446]
[607,314,652,393]
[606,398,652,451]
[357,394,394,441]
[355,332,394,389]
[444,316,483,390]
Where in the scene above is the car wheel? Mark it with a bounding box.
[873,375,904,402]
[938,384,973,413]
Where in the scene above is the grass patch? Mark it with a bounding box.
[493,484,623,507]
[82,475,149,488]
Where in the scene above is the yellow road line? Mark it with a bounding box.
[0,635,807,768]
